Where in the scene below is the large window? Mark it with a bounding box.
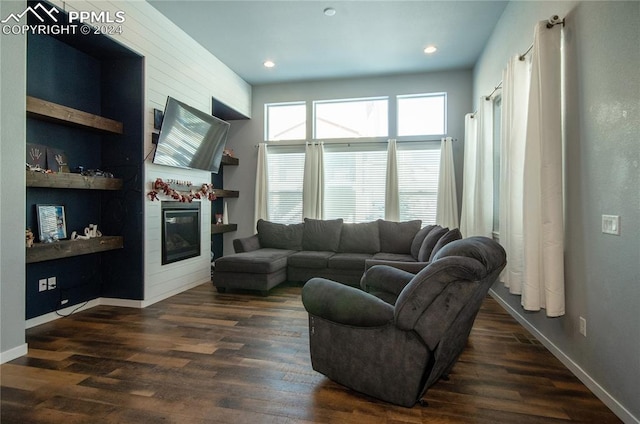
[265,102,306,141]
[314,97,388,139]
[323,144,387,223]
[266,147,305,223]
[397,93,446,137]
[397,143,441,225]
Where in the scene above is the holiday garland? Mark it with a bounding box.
[147,178,217,202]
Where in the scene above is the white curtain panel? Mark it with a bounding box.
[385,139,400,221]
[436,137,459,229]
[499,54,531,295]
[521,21,565,317]
[302,142,324,219]
[460,99,493,238]
[254,143,269,226]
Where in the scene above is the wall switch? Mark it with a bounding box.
[47,276,57,290]
[602,215,620,235]
[39,278,47,292]
[579,316,587,337]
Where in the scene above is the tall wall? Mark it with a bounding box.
[0,0,27,363]
[1,0,252,359]
[474,2,640,422]
[224,70,472,254]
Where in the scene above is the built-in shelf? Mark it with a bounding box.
[213,189,239,198]
[26,236,124,264]
[211,224,237,234]
[26,96,124,134]
[27,171,123,190]
[221,155,238,166]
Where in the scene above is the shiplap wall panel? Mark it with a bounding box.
[49,0,250,304]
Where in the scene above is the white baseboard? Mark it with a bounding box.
[0,343,28,364]
[489,289,639,424]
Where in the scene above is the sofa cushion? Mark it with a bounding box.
[417,226,448,262]
[302,218,343,252]
[288,251,335,269]
[215,248,295,274]
[429,228,463,261]
[328,253,373,270]
[257,219,304,251]
[372,252,416,262]
[338,221,380,254]
[378,219,422,254]
[410,225,436,260]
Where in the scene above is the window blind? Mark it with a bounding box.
[397,143,441,225]
[267,148,305,224]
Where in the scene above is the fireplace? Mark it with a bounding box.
[161,201,201,265]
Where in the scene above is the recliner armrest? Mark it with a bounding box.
[302,278,394,327]
[233,235,261,253]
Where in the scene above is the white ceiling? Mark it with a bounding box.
[148,1,508,85]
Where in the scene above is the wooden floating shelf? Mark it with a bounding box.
[212,189,239,198]
[26,96,124,134]
[221,156,238,166]
[27,171,123,190]
[211,224,237,235]
[26,236,124,264]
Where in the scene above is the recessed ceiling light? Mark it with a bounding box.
[424,45,438,54]
[263,60,275,68]
[323,7,336,17]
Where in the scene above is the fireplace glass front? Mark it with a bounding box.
[161,202,201,265]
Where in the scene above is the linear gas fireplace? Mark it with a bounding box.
[161,201,201,265]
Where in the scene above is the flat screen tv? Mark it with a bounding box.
[152,96,230,173]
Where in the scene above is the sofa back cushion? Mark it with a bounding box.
[338,221,380,254]
[410,225,437,260]
[378,219,422,254]
[417,226,448,261]
[429,228,462,261]
[257,219,304,250]
[302,218,343,251]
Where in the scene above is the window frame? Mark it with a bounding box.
[264,101,307,142]
[312,96,389,141]
[396,92,447,140]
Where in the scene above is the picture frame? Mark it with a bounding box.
[36,204,67,243]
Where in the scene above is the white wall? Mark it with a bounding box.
[1,0,252,360]
[0,0,28,363]
[474,2,640,422]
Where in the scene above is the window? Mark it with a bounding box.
[397,143,441,225]
[314,97,388,139]
[265,102,306,141]
[266,147,305,224]
[323,144,387,223]
[397,93,446,137]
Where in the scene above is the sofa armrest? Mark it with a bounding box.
[233,235,261,253]
[302,278,394,327]
[364,259,431,274]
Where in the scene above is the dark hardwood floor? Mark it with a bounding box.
[1,282,621,423]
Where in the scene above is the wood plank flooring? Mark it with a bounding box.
[1,282,621,423]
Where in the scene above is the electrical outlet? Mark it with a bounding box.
[61,299,69,305]
[39,278,47,292]
[47,276,57,290]
[579,316,587,337]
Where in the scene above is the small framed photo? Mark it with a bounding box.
[36,204,67,243]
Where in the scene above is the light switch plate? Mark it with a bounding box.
[602,215,620,235]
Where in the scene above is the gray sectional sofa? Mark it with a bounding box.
[212,218,461,295]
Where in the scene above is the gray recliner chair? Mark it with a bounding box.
[301,236,507,407]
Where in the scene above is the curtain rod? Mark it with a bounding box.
[470,14,565,118]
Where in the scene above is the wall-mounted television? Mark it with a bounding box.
[152,96,230,174]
